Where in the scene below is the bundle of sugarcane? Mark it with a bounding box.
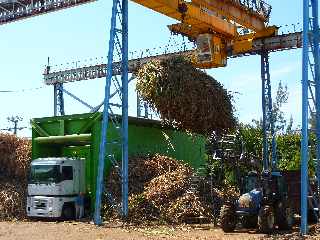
[0,176,27,220]
[0,133,31,179]
[136,56,236,135]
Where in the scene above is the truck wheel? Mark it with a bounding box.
[62,204,75,220]
[258,205,274,233]
[220,204,237,232]
[308,209,319,223]
[242,215,258,229]
[276,204,293,230]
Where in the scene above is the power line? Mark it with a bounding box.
[0,86,47,93]
[1,127,27,132]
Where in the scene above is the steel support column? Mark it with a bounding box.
[121,0,129,218]
[93,0,129,225]
[261,50,277,172]
[53,83,65,116]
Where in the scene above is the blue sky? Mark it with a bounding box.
[0,0,303,136]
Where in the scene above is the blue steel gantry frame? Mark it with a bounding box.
[261,50,277,172]
[45,61,65,116]
[301,0,320,235]
[93,0,129,225]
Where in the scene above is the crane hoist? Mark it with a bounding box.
[131,0,277,68]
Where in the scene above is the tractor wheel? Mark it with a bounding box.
[258,205,275,233]
[220,204,237,232]
[242,215,258,229]
[276,203,293,230]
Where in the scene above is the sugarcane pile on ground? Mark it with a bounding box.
[136,57,236,135]
[0,133,31,221]
[0,176,27,221]
[0,133,31,179]
[104,154,237,224]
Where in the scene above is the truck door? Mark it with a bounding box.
[61,165,75,194]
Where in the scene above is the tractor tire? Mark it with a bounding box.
[276,203,293,230]
[242,215,258,229]
[258,205,275,233]
[220,204,237,232]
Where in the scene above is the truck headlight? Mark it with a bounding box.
[48,199,54,207]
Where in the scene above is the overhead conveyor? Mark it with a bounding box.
[0,0,96,25]
[43,31,302,85]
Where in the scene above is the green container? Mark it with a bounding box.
[31,112,207,201]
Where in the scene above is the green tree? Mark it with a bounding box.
[251,81,290,133]
[286,115,294,134]
[272,81,289,133]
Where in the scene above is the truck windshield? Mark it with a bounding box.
[29,165,61,184]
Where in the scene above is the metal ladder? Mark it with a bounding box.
[307,0,320,225]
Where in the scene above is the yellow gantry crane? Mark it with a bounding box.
[131,0,277,68]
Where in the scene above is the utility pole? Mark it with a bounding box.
[2,116,26,135]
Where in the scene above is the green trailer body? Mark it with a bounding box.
[31,112,207,201]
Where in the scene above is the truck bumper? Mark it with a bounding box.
[27,196,62,218]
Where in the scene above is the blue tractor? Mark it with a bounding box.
[220,170,294,233]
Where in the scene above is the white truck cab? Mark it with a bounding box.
[26,157,85,218]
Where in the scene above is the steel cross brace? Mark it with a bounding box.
[93,0,128,225]
[261,50,277,172]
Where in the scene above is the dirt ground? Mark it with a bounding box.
[1,220,319,240]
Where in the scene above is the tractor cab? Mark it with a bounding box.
[242,171,259,194]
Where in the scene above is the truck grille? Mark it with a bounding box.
[34,199,47,210]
